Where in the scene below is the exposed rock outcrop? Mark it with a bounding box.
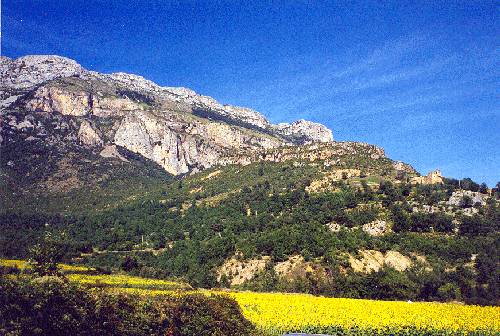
[272,255,327,280]
[0,55,84,90]
[327,222,341,232]
[217,255,271,286]
[274,119,333,143]
[78,120,102,146]
[349,250,412,273]
[447,190,488,207]
[26,86,92,116]
[99,145,129,162]
[1,55,339,176]
[393,161,417,174]
[362,220,389,236]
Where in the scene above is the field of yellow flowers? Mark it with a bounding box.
[2,259,499,335]
[67,273,192,290]
[227,291,499,335]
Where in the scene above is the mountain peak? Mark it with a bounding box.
[275,119,334,143]
[1,54,334,144]
[0,55,84,90]
[1,54,336,175]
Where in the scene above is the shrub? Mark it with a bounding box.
[0,276,255,336]
[459,195,473,208]
[168,294,255,336]
[437,283,462,301]
[391,205,411,232]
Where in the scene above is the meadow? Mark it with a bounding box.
[2,259,498,335]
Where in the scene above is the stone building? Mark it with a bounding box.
[411,170,443,185]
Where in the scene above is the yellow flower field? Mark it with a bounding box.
[2,259,498,334]
[68,273,190,290]
[226,291,500,334]
[0,258,93,272]
[102,288,500,334]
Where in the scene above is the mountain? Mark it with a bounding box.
[0,54,338,211]
[1,55,332,171]
[1,55,498,305]
[0,54,402,211]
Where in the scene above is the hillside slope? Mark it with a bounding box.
[1,147,498,304]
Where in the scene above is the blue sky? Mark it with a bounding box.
[2,1,499,185]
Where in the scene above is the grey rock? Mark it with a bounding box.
[1,54,340,176]
[447,190,488,207]
[362,220,389,236]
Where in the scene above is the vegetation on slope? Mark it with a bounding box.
[1,155,498,305]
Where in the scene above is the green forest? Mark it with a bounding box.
[1,159,499,306]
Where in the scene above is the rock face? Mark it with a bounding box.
[1,55,337,176]
[447,190,488,207]
[217,255,271,286]
[217,254,328,286]
[78,120,102,146]
[327,222,341,232]
[26,86,92,116]
[393,161,417,174]
[274,119,333,143]
[362,220,389,236]
[99,145,128,162]
[0,55,84,90]
[349,250,412,273]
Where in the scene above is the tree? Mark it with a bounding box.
[365,267,417,300]
[400,183,412,197]
[459,215,483,236]
[379,180,401,206]
[258,165,265,176]
[479,183,488,194]
[437,283,462,301]
[360,180,373,200]
[28,233,64,276]
[460,178,479,192]
[494,182,500,199]
[459,195,473,208]
[121,256,139,272]
[396,170,407,181]
[391,205,411,232]
[475,246,500,305]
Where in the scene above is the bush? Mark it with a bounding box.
[459,195,473,208]
[121,255,140,272]
[391,205,411,232]
[168,294,255,336]
[28,233,65,276]
[410,213,453,233]
[0,276,97,336]
[437,283,462,301]
[0,276,255,336]
[364,267,418,300]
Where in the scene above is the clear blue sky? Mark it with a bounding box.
[2,1,499,185]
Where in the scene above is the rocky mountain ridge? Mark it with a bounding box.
[1,55,334,176]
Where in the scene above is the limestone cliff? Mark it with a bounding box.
[274,119,333,143]
[1,55,336,176]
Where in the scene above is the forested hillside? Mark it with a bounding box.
[2,152,498,305]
